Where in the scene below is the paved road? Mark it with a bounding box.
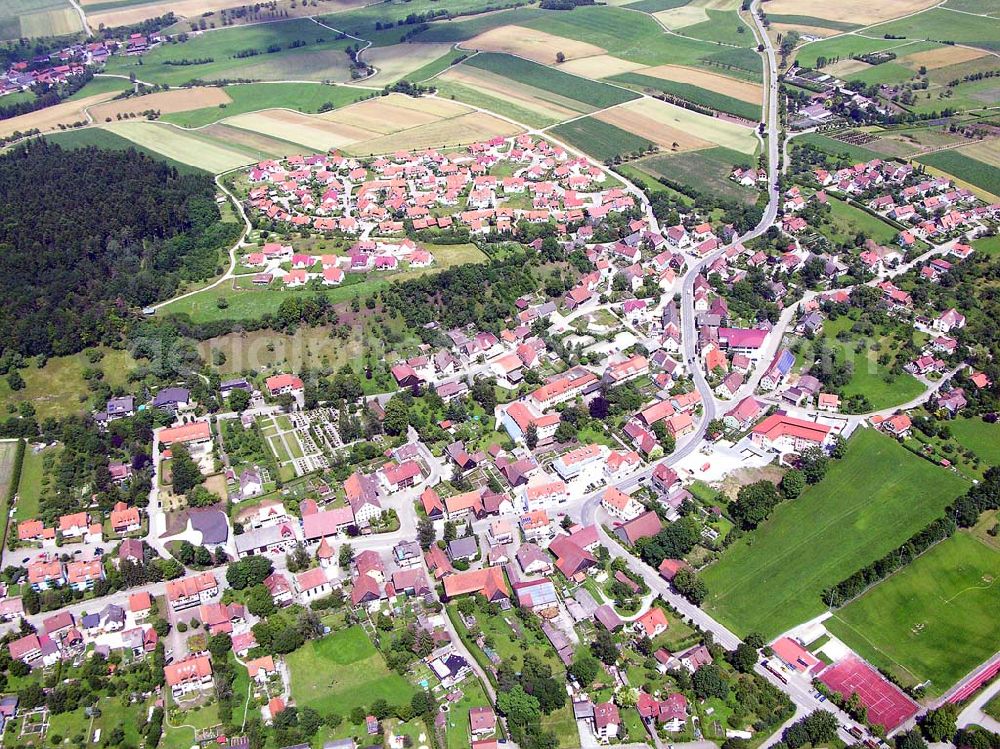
[957,675,1000,733]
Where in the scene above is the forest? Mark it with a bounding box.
[0,142,240,359]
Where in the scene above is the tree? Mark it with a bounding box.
[208,632,232,660]
[194,545,212,567]
[383,396,410,436]
[525,423,538,449]
[339,543,353,569]
[228,389,251,413]
[799,446,829,484]
[411,690,435,716]
[783,711,838,749]
[590,627,618,665]
[569,653,600,687]
[417,516,435,549]
[226,555,272,590]
[555,51,566,63]
[896,729,928,749]
[728,642,758,673]
[672,568,708,604]
[170,443,204,495]
[920,704,958,742]
[780,468,805,499]
[692,664,728,700]
[498,685,541,726]
[729,480,781,529]
[175,540,195,565]
[246,584,276,617]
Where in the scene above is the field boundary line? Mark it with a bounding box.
[827,613,924,683]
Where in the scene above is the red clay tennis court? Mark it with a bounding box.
[819,656,918,732]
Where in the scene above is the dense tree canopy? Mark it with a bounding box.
[0,141,238,358]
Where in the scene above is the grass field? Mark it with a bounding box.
[825,532,1000,695]
[89,87,232,122]
[624,0,689,13]
[867,8,1000,53]
[682,9,755,46]
[795,36,915,71]
[549,117,652,161]
[611,71,761,120]
[917,149,1000,198]
[463,52,639,109]
[364,42,458,84]
[0,348,136,420]
[0,442,20,522]
[287,626,417,713]
[0,0,82,39]
[160,82,369,128]
[701,429,968,638]
[41,127,209,173]
[15,445,50,522]
[950,417,1000,465]
[633,146,758,204]
[795,131,885,163]
[762,14,860,31]
[823,194,900,246]
[200,325,365,375]
[414,7,550,43]
[101,121,259,171]
[103,20,355,86]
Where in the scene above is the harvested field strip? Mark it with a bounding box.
[0,92,114,139]
[549,117,652,161]
[101,121,258,171]
[611,71,762,120]
[594,106,713,151]
[343,111,522,155]
[758,0,939,25]
[41,127,209,174]
[901,44,989,69]
[624,0,689,12]
[602,97,756,153]
[463,52,639,108]
[320,98,451,134]
[363,42,457,84]
[762,14,860,31]
[463,24,606,64]
[917,148,1000,199]
[439,66,588,121]
[201,124,314,158]
[224,109,379,151]
[433,80,558,129]
[653,5,709,28]
[638,64,764,103]
[89,88,233,122]
[958,138,1000,167]
[557,54,647,79]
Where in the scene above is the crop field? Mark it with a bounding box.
[343,111,522,155]
[86,0,364,29]
[655,5,710,28]
[0,0,82,39]
[611,71,762,120]
[636,64,763,103]
[903,44,990,69]
[413,7,549,44]
[762,14,860,31]
[957,137,1000,167]
[634,146,757,203]
[101,121,258,171]
[0,92,115,140]
[917,148,1000,199]
[557,54,646,79]
[867,8,1000,52]
[462,24,605,64]
[322,93,470,132]
[160,82,369,128]
[224,109,373,151]
[942,0,1000,13]
[602,97,757,153]
[759,0,938,26]
[681,9,755,46]
[463,52,639,109]
[701,429,969,638]
[363,42,457,84]
[594,100,715,152]
[549,117,653,161]
[88,87,232,122]
[795,36,915,70]
[437,66,588,125]
[825,532,1000,695]
[41,127,210,173]
[103,20,355,86]
[624,0,689,13]
[200,123,313,159]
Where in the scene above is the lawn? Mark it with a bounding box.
[286,625,417,713]
[701,428,968,638]
[917,149,1000,200]
[14,445,50,521]
[950,416,1000,466]
[825,531,1000,695]
[0,348,137,420]
[549,117,652,161]
[161,82,370,128]
[611,71,762,121]
[822,194,900,246]
[103,20,355,86]
[0,440,20,505]
[463,52,639,109]
[973,235,1000,256]
[634,147,759,205]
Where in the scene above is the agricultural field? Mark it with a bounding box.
[0,441,20,515]
[102,19,356,86]
[0,92,116,141]
[942,0,1000,14]
[634,146,758,204]
[0,348,137,421]
[795,131,884,163]
[795,37,916,72]
[41,127,210,173]
[821,194,901,246]
[701,428,968,638]
[461,24,605,64]
[88,87,232,123]
[161,82,370,127]
[759,0,939,26]
[549,117,653,162]
[917,147,1000,201]
[611,70,762,120]
[825,531,1000,695]
[100,120,259,171]
[596,97,758,154]
[866,7,1000,53]
[363,42,457,84]
[286,625,418,714]
[950,417,1000,466]
[0,0,83,40]
[412,7,550,44]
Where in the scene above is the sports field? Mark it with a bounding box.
[701,428,968,638]
[825,532,1000,695]
[286,626,417,713]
